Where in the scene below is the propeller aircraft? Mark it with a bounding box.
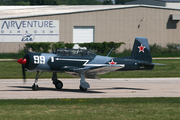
[17,37,159,91]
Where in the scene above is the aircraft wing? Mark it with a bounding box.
[85,65,125,75]
[66,72,100,79]
[62,64,124,73]
[62,64,125,79]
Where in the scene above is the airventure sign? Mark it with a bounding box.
[0,20,59,42]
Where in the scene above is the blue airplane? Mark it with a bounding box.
[17,37,159,91]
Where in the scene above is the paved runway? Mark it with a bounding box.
[1,78,180,99]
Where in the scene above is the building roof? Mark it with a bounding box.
[0,5,134,19]
[0,5,180,20]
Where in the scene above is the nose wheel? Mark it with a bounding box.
[32,71,43,91]
[32,83,39,91]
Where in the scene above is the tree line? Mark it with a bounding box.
[0,0,133,5]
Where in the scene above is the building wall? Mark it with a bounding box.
[1,6,180,52]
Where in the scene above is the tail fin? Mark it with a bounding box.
[131,37,152,62]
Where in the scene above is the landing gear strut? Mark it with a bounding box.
[32,71,43,91]
[32,72,89,91]
[52,72,63,89]
[79,74,90,91]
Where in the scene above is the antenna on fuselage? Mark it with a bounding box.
[106,47,114,57]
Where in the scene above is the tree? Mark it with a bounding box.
[30,0,58,5]
[67,0,102,5]
[115,0,134,4]
[103,0,113,5]
[2,0,30,5]
[67,0,78,5]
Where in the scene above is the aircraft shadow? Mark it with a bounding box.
[108,87,148,90]
[90,87,148,91]
[5,86,148,93]
[6,86,105,93]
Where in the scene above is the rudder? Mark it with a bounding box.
[131,37,152,62]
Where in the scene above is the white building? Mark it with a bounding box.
[1,5,180,53]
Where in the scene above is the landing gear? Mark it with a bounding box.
[55,80,63,89]
[32,71,43,91]
[52,72,89,91]
[79,86,87,91]
[79,74,90,91]
[32,83,39,91]
[52,72,63,90]
[31,72,90,91]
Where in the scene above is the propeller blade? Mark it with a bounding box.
[22,64,26,84]
[18,58,27,83]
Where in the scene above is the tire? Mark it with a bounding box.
[79,86,87,91]
[55,80,63,89]
[32,84,39,91]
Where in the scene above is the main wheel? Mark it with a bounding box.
[79,86,87,91]
[32,84,39,91]
[55,80,63,89]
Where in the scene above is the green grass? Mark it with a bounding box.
[0,59,179,79]
[1,52,180,59]
[0,53,24,59]
[0,98,180,120]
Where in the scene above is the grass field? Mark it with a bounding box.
[1,60,180,120]
[0,98,180,120]
[0,59,180,79]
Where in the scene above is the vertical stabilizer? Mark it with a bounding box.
[131,37,152,62]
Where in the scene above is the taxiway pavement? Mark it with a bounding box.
[0,78,180,99]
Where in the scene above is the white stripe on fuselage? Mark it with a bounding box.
[55,58,89,66]
[55,58,124,67]
[55,58,107,66]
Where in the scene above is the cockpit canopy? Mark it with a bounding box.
[53,48,96,57]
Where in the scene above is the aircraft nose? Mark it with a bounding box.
[17,58,27,65]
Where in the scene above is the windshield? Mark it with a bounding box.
[53,48,96,57]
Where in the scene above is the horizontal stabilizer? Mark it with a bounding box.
[150,63,165,65]
[139,63,165,66]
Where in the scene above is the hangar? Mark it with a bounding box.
[0,5,180,53]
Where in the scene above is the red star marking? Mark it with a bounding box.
[138,44,146,53]
[109,59,117,65]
